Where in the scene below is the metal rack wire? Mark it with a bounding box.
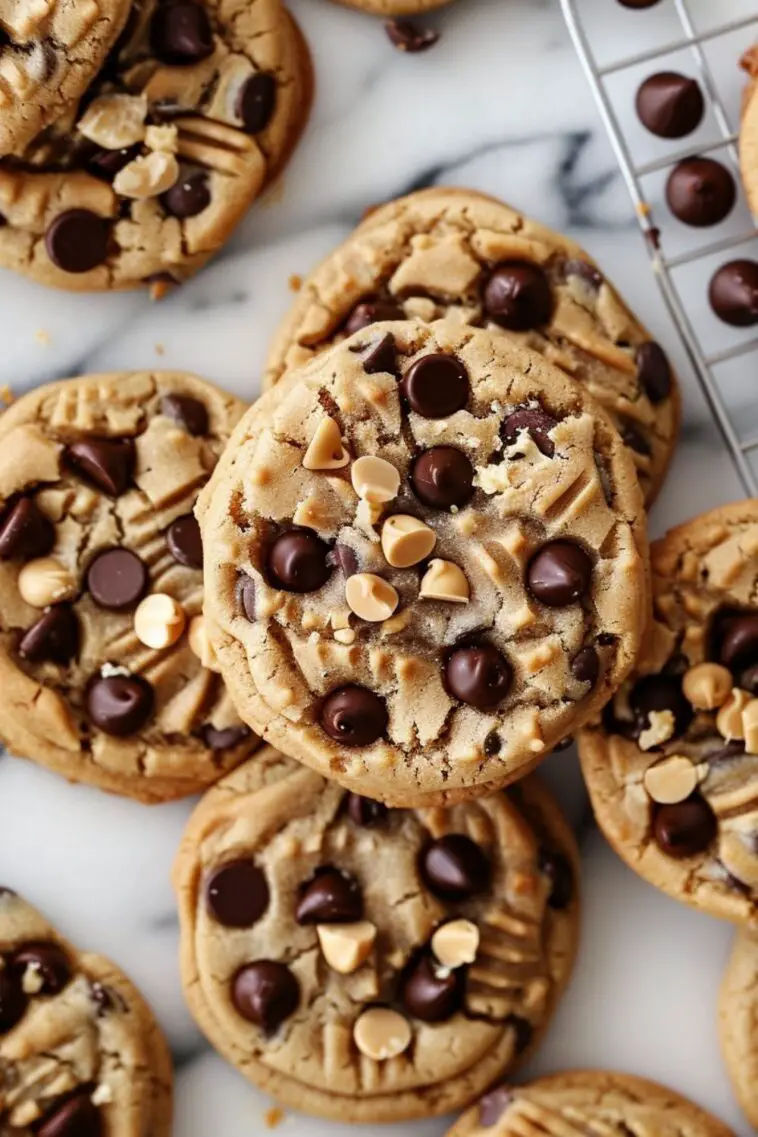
[559,0,758,494]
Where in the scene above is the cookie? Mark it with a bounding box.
[579,499,758,925]
[0,0,312,292]
[173,746,580,1122]
[0,888,172,1134]
[265,187,680,505]
[0,0,132,157]
[330,0,451,14]
[0,370,258,803]
[719,928,758,1128]
[447,1070,734,1137]
[199,319,648,806]
[740,49,758,218]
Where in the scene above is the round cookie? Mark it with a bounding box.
[0,888,172,1135]
[264,187,680,505]
[579,499,758,925]
[719,928,758,1128]
[447,1070,734,1137]
[173,746,580,1122]
[0,370,258,803]
[0,0,312,292]
[199,319,648,806]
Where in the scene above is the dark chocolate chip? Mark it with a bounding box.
[45,210,110,274]
[410,446,474,509]
[326,544,358,578]
[636,342,672,404]
[19,605,79,664]
[360,332,398,376]
[86,673,154,736]
[554,735,574,751]
[205,860,269,927]
[483,262,553,331]
[0,970,26,1034]
[0,497,55,559]
[37,1090,102,1137]
[236,573,256,621]
[709,260,758,327]
[347,794,388,826]
[629,672,693,739]
[90,982,126,1016]
[296,867,363,924]
[236,72,277,134]
[484,730,501,756]
[571,646,599,686]
[713,610,758,672]
[201,724,250,750]
[65,439,135,496]
[538,849,574,909]
[742,663,758,694]
[231,961,299,1033]
[167,513,203,569]
[160,393,209,435]
[666,157,736,227]
[505,1014,533,1053]
[385,18,439,52]
[150,0,213,64]
[86,548,148,611]
[10,942,70,995]
[620,419,652,455]
[420,833,490,899]
[161,170,211,218]
[344,298,404,336]
[88,144,141,181]
[267,529,331,592]
[479,1085,513,1127]
[400,953,463,1022]
[653,793,717,858]
[445,644,511,710]
[635,71,705,138]
[502,407,557,457]
[320,685,388,746]
[527,541,592,607]
[401,353,469,419]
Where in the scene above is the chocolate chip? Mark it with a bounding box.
[19,605,79,664]
[629,673,693,739]
[206,861,269,927]
[0,497,54,559]
[653,793,716,858]
[344,298,404,336]
[571,646,599,686]
[326,544,358,578]
[150,0,213,63]
[296,867,363,924]
[505,1014,533,1054]
[162,170,211,218]
[167,513,203,569]
[65,439,135,496]
[0,970,26,1033]
[502,407,557,457]
[620,419,652,455]
[86,548,148,611]
[86,673,154,736]
[160,393,209,435]
[484,730,501,756]
[37,1091,102,1137]
[347,794,388,826]
[420,834,490,899]
[527,541,592,606]
[231,961,299,1032]
[445,644,512,710]
[636,342,672,404]
[236,573,256,621]
[742,663,758,694]
[665,157,736,227]
[635,71,705,138]
[479,1085,513,1127]
[90,982,124,1016]
[45,210,110,274]
[618,0,661,6]
[359,332,398,376]
[320,685,387,746]
[713,610,758,672]
[88,144,141,181]
[236,73,277,134]
[400,953,463,1022]
[554,736,574,751]
[538,849,574,909]
[201,724,250,750]
[10,942,70,994]
[709,260,758,327]
[385,18,439,52]
[401,353,469,419]
[410,446,474,509]
[483,262,553,331]
[267,529,331,592]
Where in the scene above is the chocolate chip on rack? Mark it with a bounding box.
[666,158,736,228]
[635,71,705,138]
[709,260,758,327]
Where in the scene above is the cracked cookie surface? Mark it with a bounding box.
[265,187,680,505]
[0,888,172,1135]
[0,0,311,291]
[719,928,758,1129]
[173,746,580,1122]
[0,369,258,803]
[579,499,758,925]
[199,319,648,806]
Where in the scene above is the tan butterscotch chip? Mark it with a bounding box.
[743,699,758,755]
[18,557,76,608]
[345,574,399,622]
[113,151,180,199]
[77,93,147,150]
[189,615,221,673]
[381,514,436,568]
[317,921,377,974]
[682,662,733,711]
[643,755,701,805]
[303,417,350,471]
[134,593,187,650]
[717,688,752,742]
[419,559,470,604]
[353,1008,412,1061]
[350,456,400,504]
[431,919,480,969]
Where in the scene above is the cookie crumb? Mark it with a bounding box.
[264,1107,285,1128]
[155,343,165,356]
[34,329,51,346]
[289,274,302,292]
[0,385,14,407]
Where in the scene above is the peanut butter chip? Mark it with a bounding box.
[637,708,675,751]
[77,93,148,149]
[113,151,180,199]
[133,593,186,649]
[431,919,480,969]
[743,698,758,755]
[353,1007,412,1061]
[682,662,732,711]
[643,755,700,805]
[303,417,350,471]
[345,573,399,622]
[350,456,400,504]
[18,557,76,608]
[317,921,377,974]
[717,688,752,741]
[188,614,221,672]
[419,558,470,604]
[380,514,436,568]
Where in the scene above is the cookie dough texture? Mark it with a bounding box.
[579,499,758,925]
[174,747,580,1121]
[0,0,312,291]
[0,370,258,803]
[448,1070,734,1137]
[719,928,758,1129]
[200,319,648,806]
[265,188,680,505]
[0,889,171,1134]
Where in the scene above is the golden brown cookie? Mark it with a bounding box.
[173,746,580,1122]
[719,928,758,1129]
[740,49,758,217]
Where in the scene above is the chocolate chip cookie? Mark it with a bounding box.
[264,187,680,505]
[579,499,758,924]
[173,746,580,1121]
[199,319,648,806]
[719,928,758,1128]
[0,888,172,1134]
[0,0,312,292]
[447,1070,734,1137]
[0,370,258,803]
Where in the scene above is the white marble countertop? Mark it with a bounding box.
[0,0,756,1132]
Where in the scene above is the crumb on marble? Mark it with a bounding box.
[35,329,51,346]
[155,343,165,356]
[289,275,302,292]
[264,1107,285,1128]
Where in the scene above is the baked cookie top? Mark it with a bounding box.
[173,747,580,1122]
[264,187,680,505]
[0,370,257,803]
[200,319,648,806]
[580,499,758,925]
[0,888,172,1136]
[719,928,758,1129]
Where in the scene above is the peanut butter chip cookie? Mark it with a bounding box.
[265,187,680,505]
[173,747,580,1122]
[0,889,172,1135]
[0,370,258,803]
[199,320,648,806]
[579,499,758,925]
[0,0,311,291]
[719,928,758,1128]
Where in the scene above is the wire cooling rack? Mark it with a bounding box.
[559,0,758,495]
